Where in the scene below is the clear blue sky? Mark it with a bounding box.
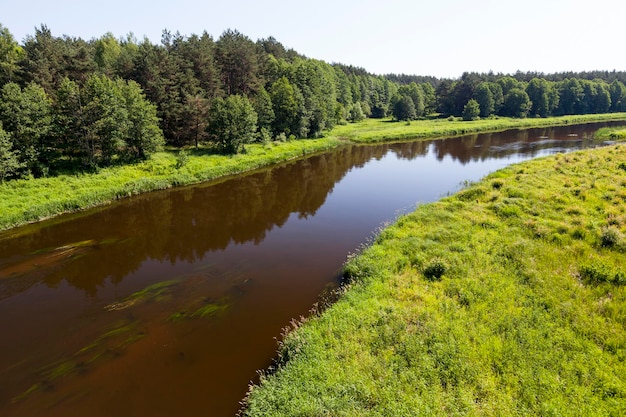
[2,0,625,79]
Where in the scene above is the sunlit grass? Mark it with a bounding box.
[595,126,626,141]
[242,144,626,416]
[333,113,626,143]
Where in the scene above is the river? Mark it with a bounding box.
[0,122,622,416]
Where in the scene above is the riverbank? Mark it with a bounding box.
[1,113,625,232]
[242,143,626,416]
[595,126,626,141]
[334,113,626,143]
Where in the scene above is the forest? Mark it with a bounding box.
[1,23,626,181]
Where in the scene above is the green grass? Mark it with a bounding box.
[595,126,626,141]
[1,113,626,233]
[242,144,626,416]
[333,113,626,143]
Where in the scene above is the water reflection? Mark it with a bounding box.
[0,121,622,416]
[0,125,607,297]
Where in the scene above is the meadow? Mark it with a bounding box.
[242,143,626,416]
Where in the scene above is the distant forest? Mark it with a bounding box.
[1,23,626,180]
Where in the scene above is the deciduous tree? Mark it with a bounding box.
[207,95,258,154]
[80,74,129,165]
[609,80,626,112]
[0,82,52,173]
[0,24,24,85]
[391,95,417,121]
[462,99,480,121]
[270,76,301,136]
[502,88,531,118]
[0,124,23,181]
[121,79,164,159]
[475,83,495,117]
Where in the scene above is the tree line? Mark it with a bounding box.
[1,23,626,181]
[432,72,626,121]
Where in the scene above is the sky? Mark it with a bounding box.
[2,0,625,79]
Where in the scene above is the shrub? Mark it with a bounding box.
[175,149,189,169]
[424,259,447,281]
[462,99,480,121]
[491,179,504,190]
[580,261,625,285]
[600,225,622,248]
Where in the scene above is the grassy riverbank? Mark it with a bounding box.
[1,113,626,232]
[334,113,626,143]
[242,144,626,416]
[595,126,626,141]
[0,138,340,232]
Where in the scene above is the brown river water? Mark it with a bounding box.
[0,122,622,416]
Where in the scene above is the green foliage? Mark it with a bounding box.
[253,87,275,132]
[81,74,130,165]
[594,126,626,141]
[462,98,480,121]
[331,113,626,144]
[398,82,425,117]
[558,78,585,115]
[53,75,163,167]
[215,29,260,96]
[0,125,23,181]
[475,82,495,117]
[207,94,258,154]
[270,76,302,136]
[420,82,437,114]
[94,32,122,76]
[600,225,623,248]
[391,94,417,121]
[580,260,625,286]
[121,79,165,159]
[609,80,626,112]
[0,81,52,174]
[348,102,366,122]
[175,149,189,169]
[3,24,626,183]
[0,23,24,84]
[526,78,559,118]
[502,88,531,118]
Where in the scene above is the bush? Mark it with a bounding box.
[580,261,625,285]
[600,225,622,248]
[424,259,447,281]
[491,179,505,190]
[175,149,189,169]
[462,99,480,121]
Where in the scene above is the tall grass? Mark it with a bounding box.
[242,144,626,416]
[595,126,626,141]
